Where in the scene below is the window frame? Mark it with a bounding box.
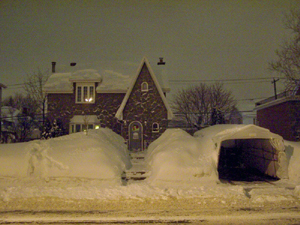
[152,122,159,133]
[141,82,149,92]
[70,123,100,133]
[76,83,95,104]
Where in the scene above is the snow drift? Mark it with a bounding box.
[145,129,218,184]
[0,128,131,182]
[285,141,300,183]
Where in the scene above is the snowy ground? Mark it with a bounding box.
[0,127,300,224]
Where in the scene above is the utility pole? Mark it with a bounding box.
[272,78,279,99]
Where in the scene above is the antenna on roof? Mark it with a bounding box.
[157,57,165,65]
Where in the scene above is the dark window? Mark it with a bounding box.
[77,87,82,102]
[141,82,148,92]
[152,122,159,133]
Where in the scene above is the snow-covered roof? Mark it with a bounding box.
[194,124,283,144]
[1,106,20,122]
[69,69,102,82]
[44,59,170,94]
[115,57,174,120]
[44,72,73,93]
[97,70,132,93]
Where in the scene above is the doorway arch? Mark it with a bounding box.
[128,121,143,152]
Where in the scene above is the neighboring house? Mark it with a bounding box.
[44,57,174,151]
[1,106,20,143]
[255,84,300,141]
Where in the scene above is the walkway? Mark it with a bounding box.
[123,151,150,181]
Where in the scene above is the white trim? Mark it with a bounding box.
[115,57,174,120]
[45,90,73,94]
[96,89,127,93]
[69,79,101,83]
[75,83,95,103]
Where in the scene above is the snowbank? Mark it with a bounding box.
[0,128,131,182]
[145,129,218,184]
[284,141,300,183]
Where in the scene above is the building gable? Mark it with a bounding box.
[115,57,173,120]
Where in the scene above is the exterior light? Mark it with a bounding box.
[95,125,100,129]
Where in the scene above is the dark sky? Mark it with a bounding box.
[1,0,299,114]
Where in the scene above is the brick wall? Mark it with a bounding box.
[257,101,300,141]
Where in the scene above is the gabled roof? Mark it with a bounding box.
[115,57,174,120]
[44,60,170,94]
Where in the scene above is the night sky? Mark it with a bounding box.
[1,0,299,114]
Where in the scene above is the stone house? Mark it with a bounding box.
[255,84,300,141]
[44,57,174,151]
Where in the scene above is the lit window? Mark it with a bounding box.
[141,82,148,92]
[152,122,159,133]
[76,83,95,103]
[70,124,99,133]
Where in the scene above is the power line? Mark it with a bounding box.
[169,77,285,83]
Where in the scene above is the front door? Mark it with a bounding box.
[128,121,143,152]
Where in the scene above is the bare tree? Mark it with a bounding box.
[171,82,236,129]
[270,9,300,90]
[3,93,38,142]
[23,68,50,123]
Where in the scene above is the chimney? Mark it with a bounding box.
[51,62,56,73]
[157,57,165,65]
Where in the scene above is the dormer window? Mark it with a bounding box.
[141,82,148,92]
[76,83,95,103]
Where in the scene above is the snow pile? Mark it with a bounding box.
[44,69,102,93]
[145,129,218,184]
[0,128,131,182]
[44,72,73,92]
[249,187,296,203]
[285,141,300,183]
[69,69,102,82]
[97,70,131,92]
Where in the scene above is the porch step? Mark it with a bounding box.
[122,152,150,181]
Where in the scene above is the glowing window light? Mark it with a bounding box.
[85,98,93,102]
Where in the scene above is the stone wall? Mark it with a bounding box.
[47,92,125,134]
[122,63,168,147]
